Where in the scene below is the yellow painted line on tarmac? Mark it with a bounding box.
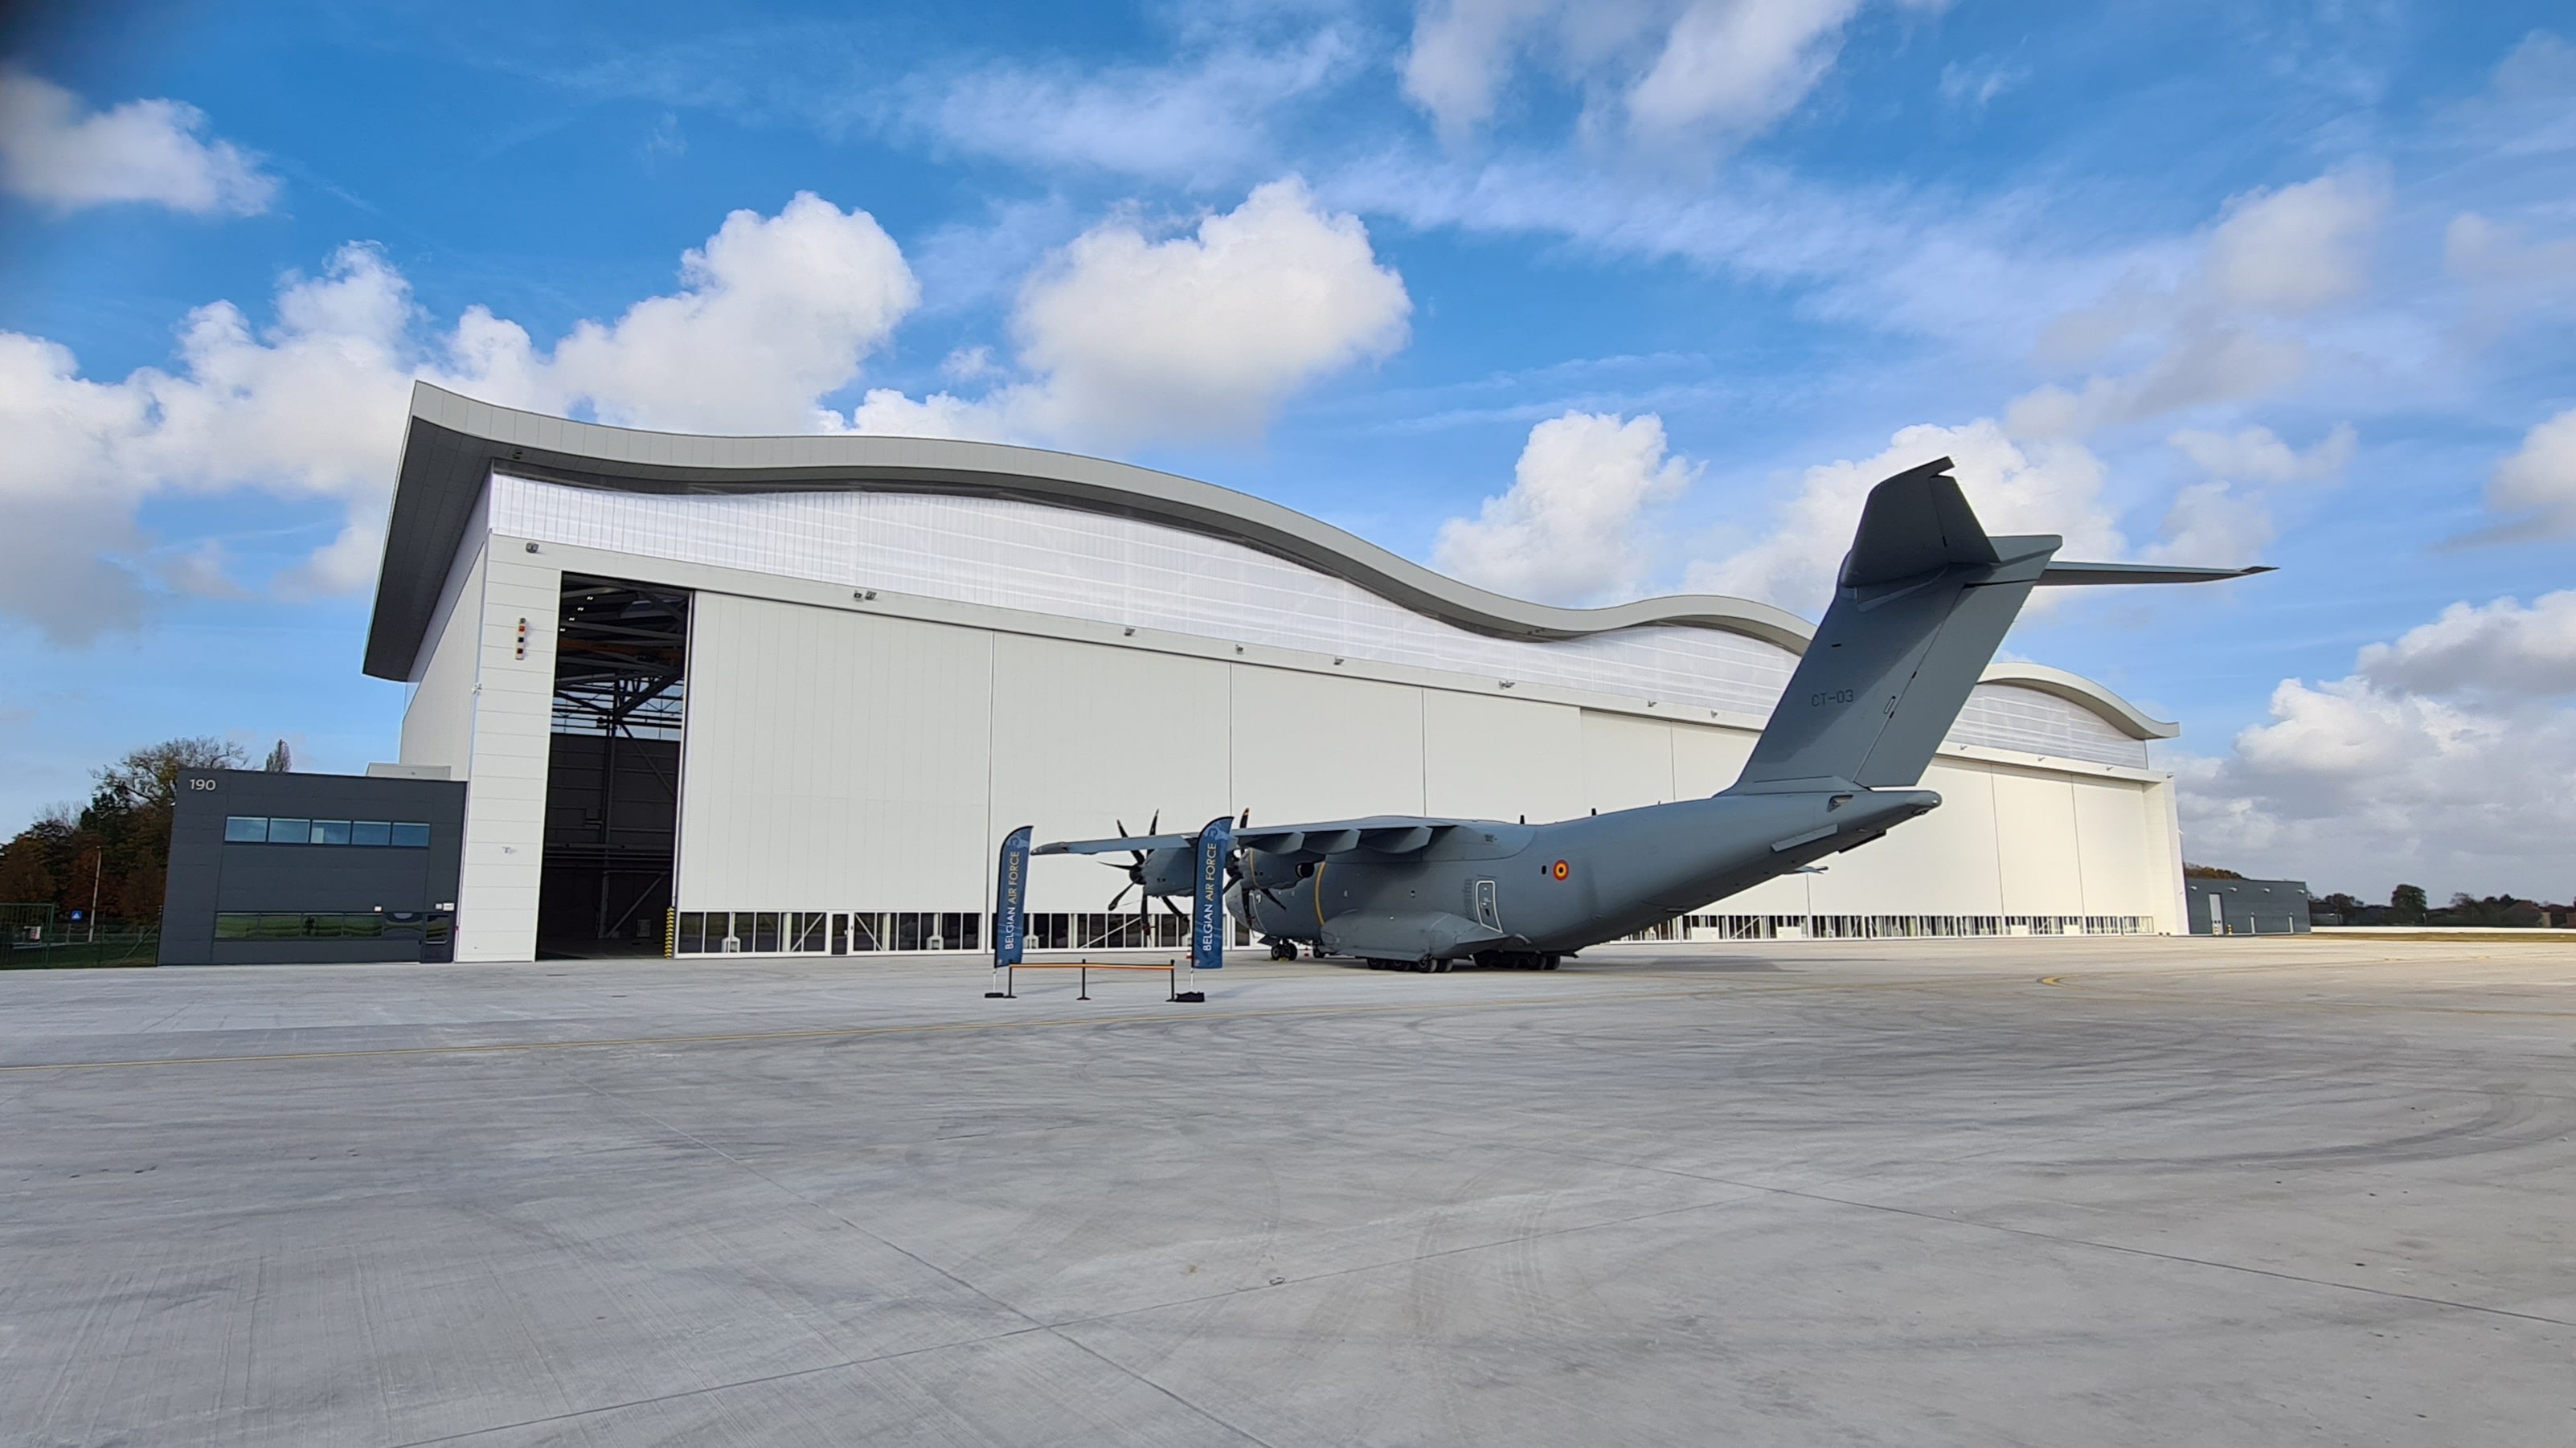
[2038,975,2066,986]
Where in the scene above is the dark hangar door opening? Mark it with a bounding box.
[538,575,690,959]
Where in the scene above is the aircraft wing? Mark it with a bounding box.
[1235,816,1477,861]
[1035,815,1489,861]
[1034,832,1197,855]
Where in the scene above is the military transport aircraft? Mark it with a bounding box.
[1037,458,2266,971]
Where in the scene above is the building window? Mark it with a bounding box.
[222,817,432,849]
[213,911,391,940]
[676,911,706,954]
[792,912,827,952]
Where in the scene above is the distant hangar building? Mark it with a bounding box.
[372,383,2193,962]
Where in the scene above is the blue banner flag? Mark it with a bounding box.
[994,825,1032,968]
[1191,815,1232,971]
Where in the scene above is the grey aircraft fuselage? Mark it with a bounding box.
[1238,786,1935,964]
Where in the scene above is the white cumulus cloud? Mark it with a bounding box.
[1685,419,2123,616]
[2357,591,2576,698]
[1434,411,1698,604]
[2145,423,2353,566]
[2485,405,2576,536]
[0,72,277,215]
[2176,593,2576,899]
[2204,170,2390,315]
[1627,0,1866,137]
[853,178,1411,448]
[0,194,919,643]
[2168,422,2356,484]
[1401,0,1913,144]
[484,192,919,433]
[2007,168,2388,440]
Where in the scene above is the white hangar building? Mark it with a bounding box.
[371,383,2192,963]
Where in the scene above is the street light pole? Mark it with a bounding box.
[88,850,100,944]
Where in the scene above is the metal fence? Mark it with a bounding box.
[2,904,159,967]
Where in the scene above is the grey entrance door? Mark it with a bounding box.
[1473,878,1501,932]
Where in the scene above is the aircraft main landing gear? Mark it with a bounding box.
[1266,939,1297,960]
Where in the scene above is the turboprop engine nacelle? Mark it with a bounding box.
[1136,846,1197,898]
[1240,849,1303,891]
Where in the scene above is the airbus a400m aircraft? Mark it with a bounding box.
[1038,459,2265,972]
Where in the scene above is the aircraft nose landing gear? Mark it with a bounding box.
[1266,939,1297,960]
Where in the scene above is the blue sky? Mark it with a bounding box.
[3,0,2573,898]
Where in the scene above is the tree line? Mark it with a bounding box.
[0,738,252,931]
[2311,885,2568,928]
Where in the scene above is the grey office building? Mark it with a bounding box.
[2182,876,2312,935]
[159,769,466,965]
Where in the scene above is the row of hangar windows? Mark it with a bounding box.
[663,910,2160,955]
[669,910,1261,955]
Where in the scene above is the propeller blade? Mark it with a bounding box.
[1148,809,1160,835]
[1106,882,1134,912]
[1159,895,1186,918]
[1116,819,1130,839]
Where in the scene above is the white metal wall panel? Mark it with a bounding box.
[1580,710,1677,812]
[399,540,484,779]
[1807,759,2007,917]
[1670,722,1755,798]
[1421,690,1583,823]
[1230,666,1425,822]
[2071,778,2161,922]
[1991,770,2090,915]
[678,594,994,910]
[989,633,1232,912]
[454,550,559,961]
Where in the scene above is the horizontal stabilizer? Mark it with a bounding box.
[2037,561,2275,586]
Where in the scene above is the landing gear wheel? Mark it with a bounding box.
[1268,939,1296,961]
[1541,955,1560,971]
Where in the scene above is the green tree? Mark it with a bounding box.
[0,738,247,928]
[84,737,248,922]
[2388,883,2429,926]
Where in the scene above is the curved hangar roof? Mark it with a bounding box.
[371,382,2177,744]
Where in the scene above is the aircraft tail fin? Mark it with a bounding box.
[1728,458,2267,793]
[1730,458,2050,791]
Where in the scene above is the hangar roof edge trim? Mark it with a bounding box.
[368,382,2177,742]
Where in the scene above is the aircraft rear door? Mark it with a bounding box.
[1472,878,1501,932]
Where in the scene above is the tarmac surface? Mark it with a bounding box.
[1,936,2570,1446]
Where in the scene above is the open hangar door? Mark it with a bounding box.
[537,575,689,958]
